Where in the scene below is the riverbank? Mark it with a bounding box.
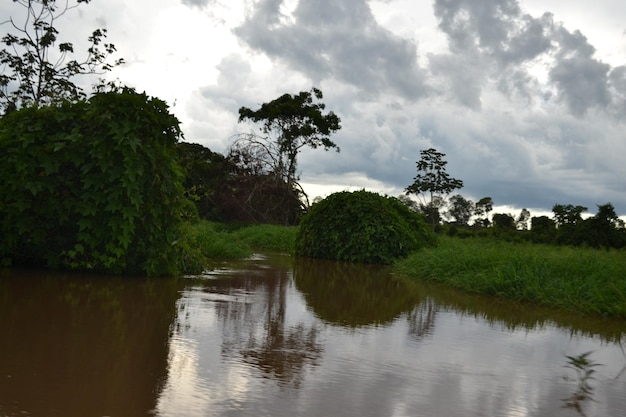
[394,236,626,318]
[185,222,626,317]
[181,221,297,272]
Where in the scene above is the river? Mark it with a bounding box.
[1,253,625,416]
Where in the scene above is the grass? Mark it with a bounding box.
[177,221,297,274]
[394,236,626,317]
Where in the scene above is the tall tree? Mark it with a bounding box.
[232,88,341,224]
[473,196,493,227]
[405,148,463,230]
[552,204,587,227]
[236,87,341,190]
[516,208,531,230]
[0,0,123,113]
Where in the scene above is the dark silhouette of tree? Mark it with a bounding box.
[492,213,516,230]
[405,148,463,230]
[530,215,556,244]
[577,203,626,249]
[473,196,493,227]
[445,194,474,226]
[516,208,531,230]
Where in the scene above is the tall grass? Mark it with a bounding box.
[394,236,626,317]
[177,221,297,274]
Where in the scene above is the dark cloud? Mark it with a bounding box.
[431,0,624,118]
[234,0,429,100]
[549,27,611,116]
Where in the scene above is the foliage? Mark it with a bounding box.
[0,88,188,275]
[516,208,531,230]
[230,88,341,225]
[237,87,341,188]
[231,223,297,253]
[295,190,437,264]
[395,236,626,317]
[445,194,474,226]
[176,142,235,220]
[405,148,463,230]
[492,213,516,230]
[177,221,298,273]
[552,203,626,249]
[530,215,556,244]
[0,0,123,114]
[474,196,493,227]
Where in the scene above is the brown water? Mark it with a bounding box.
[1,253,625,417]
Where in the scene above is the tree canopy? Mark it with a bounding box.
[0,0,123,113]
[236,87,341,188]
[405,148,463,230]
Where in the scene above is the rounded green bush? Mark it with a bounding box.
[295,190,436,263]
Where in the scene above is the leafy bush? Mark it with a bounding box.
[295,190,436,263]
[0,88,188,275]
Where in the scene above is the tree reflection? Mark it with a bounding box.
[293,257,423,327]
[208,256,322,388]
[407,297,439,341]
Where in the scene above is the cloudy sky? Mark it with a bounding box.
[2,0,625,218]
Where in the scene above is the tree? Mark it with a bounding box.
[473,196,493,227]
[176,142,235,221]
[552,204,588,246]
[233,88,341,224]
[516,208,531,230]
[0,0,123,114]
[405,148,463,230]
[530,215,556,243]
[578,203,626,249]
[492,213,516,230]
[445,194,474,226]
[552,204,587,227]
[236,87,341,189]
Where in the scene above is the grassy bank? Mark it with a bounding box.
[394,236,626,317]
[178,221,297,273]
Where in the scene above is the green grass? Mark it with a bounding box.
[177,221,297,274]
[394,236,626,317]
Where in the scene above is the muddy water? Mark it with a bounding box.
[1,254,625,417]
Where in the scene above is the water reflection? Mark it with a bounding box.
[2,254,626,417]
[293,257,422,327]
[155,254,626,417]
[0,269,179,417]
[212,260,323,388]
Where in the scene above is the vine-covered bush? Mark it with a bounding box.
[0,88,187,275]
[295,190,436,263]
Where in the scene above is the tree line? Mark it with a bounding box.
[401,149,626,249]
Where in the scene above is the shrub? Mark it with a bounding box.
[0,88,188,275]
[295,190,436,263]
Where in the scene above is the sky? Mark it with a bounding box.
[2,0,625,219]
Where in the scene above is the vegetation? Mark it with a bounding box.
[394,236,626,317]
[178,221,297,273]
[296,190,436,264]
[0,0,123,114]
[229,88,341,224]
[0,88,189,275]
[405,148,464,230]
